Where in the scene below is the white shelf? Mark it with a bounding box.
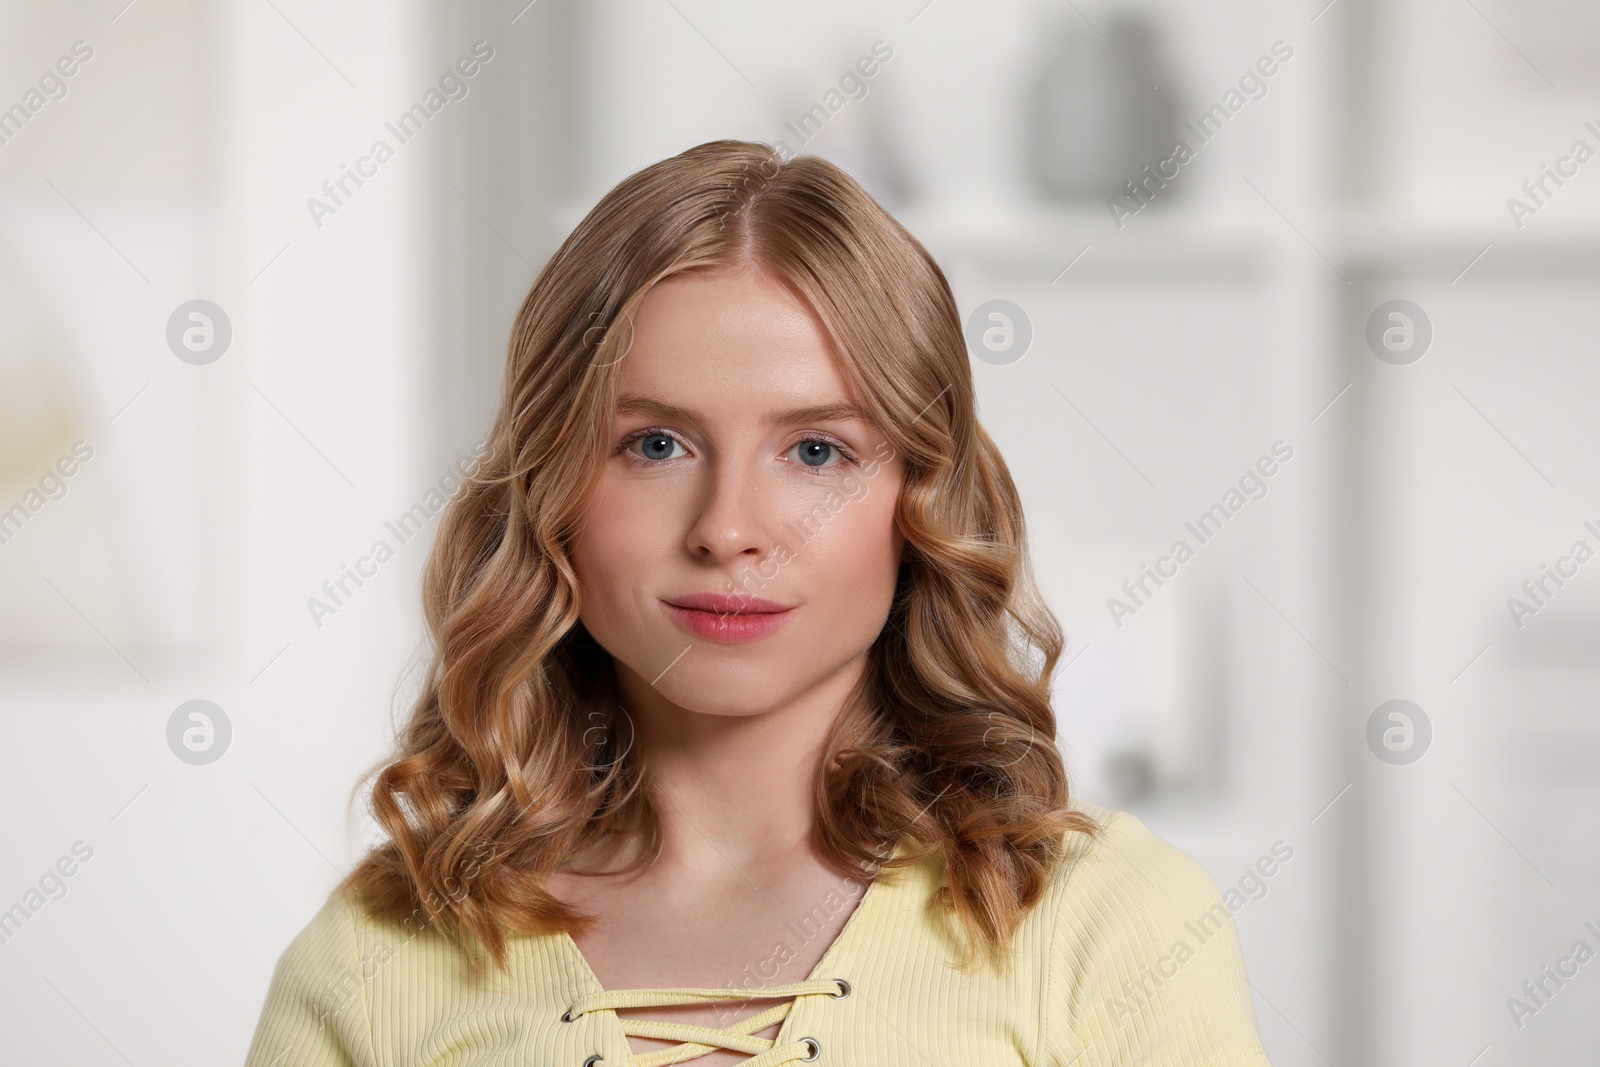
[532,191,1600,291]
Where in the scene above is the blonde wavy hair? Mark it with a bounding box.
[338,138,1099,974]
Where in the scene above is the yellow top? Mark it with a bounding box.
[242,801,1273,1066]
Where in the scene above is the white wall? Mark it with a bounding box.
[0,1,438,1060]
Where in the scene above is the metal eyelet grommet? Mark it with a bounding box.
[561,1009,575,1022]
[799,1036,821,1061]
[582,1055,604,1066]
[829,977,851,1000]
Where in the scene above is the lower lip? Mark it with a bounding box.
[663,603,796,644]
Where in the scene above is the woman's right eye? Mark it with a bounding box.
[627,432,687,462]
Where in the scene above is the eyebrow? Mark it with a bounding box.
[614,392,870,427]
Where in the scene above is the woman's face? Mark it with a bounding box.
[568,267,906,720]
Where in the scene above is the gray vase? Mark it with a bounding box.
[1026,8,1181,203]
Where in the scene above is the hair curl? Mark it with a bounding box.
[338,138,1098,975]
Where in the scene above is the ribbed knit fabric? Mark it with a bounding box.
[242,801,1273,1066]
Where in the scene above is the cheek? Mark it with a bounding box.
[568,480,675,620]
[568,486,615,586]
[791,483,902,605]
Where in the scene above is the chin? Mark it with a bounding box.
[656,669,798,718]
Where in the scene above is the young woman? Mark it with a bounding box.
[243,139,1272,1067]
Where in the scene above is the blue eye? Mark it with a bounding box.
[630,432,685,462]
[792,439,840,468]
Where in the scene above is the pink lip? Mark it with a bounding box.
[662,593,797,644]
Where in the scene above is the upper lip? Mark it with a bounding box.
[664,592,794,614]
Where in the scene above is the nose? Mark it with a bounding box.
[685,449,775,565]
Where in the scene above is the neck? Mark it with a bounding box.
[613,655,867,876]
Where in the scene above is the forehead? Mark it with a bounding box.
[616,270,853,410]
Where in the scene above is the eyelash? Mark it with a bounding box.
[615,426,860,475]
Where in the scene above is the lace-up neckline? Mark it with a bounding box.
[564,978,849,1066]
[555,840,904,1066]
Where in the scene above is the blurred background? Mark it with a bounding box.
[2,0,1598,1063]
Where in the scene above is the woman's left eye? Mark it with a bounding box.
[786,438,853,471]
